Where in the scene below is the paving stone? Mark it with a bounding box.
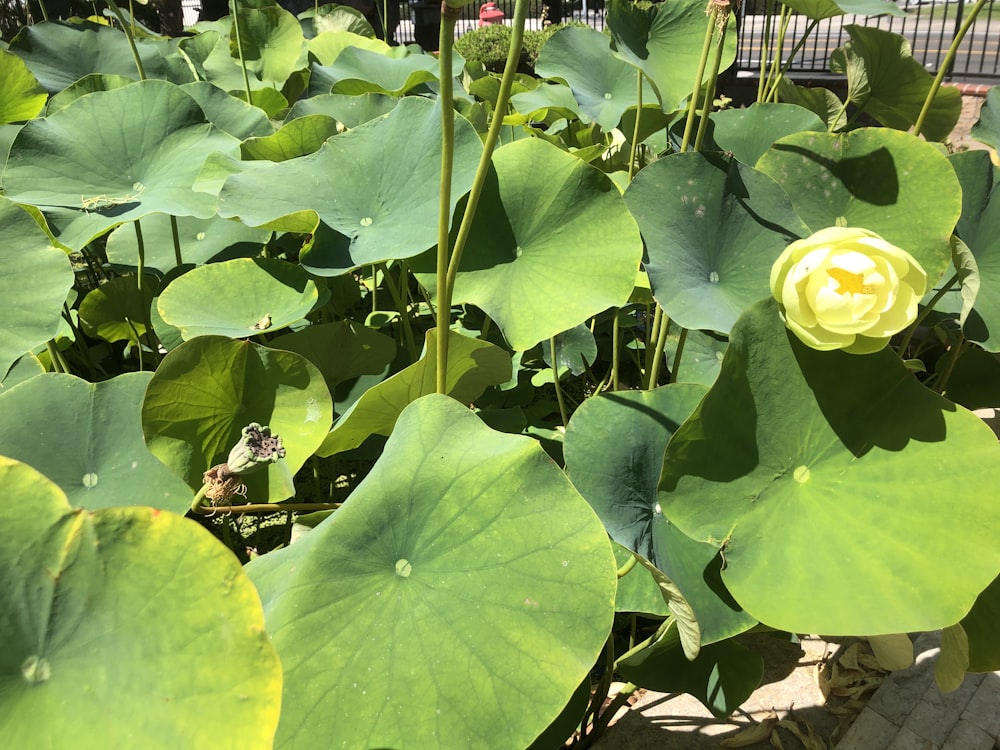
[942,717,995,750]
[963,674,1000,739]
[886,726,936,750]
[901,668,985,746]
[835,707,898,750]
[867,654,937,726]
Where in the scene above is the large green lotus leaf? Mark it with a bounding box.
[300,5,376,38]
[78,274,160,344]
[0,197,74,378]
[0,456,281,749]
[269,320,397,391]
[106,213,271,274]
[305,30,389,67]
[509,82,585,124]
[830,25,961,142]
[962,574,1000,672]
[613,543,669,616]
[45,73,134,115]
[0,49,46,124]
[1,355,45,390]
[947,150,1000,351]
[605,0,736,112]
[425,138,642,351]
[285,91,397,128]
[219,96,481,270]
[181,81,275,139]
[157,258,320,340]
[318,329,511,455]
[777,78,848,130]
[659,298,1000,634]
[142,336,333,502]
[617,620,763,717]
[310,44,463,96]
[971,88,1000,151]
[179,30,277,93]
[230,4,306,84]
[564,385,755,644]
[246,394,616,750]
[781,0,904,19]
[241,115,340,161]
[710,103,826,166]
[534,26,656,131]
[540,324,597,377]
[625,152,809,334]
[8,20,193,93]
[2,79,240,251]
[755,127,959,283]
[0,373,192,512]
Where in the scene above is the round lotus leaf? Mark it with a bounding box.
[534,26,657,131]
[0,456,281,749]
[219,96,482,273]
[0,197,74,378]
[0,49,46,124]
[660,298,1000,635]
[949,150,1000,351]
[312,43,463,96]
[141,336,333,503]
[710,103,826,166]
[2,79,240,251]
[106,213,271,274]
[78,274,159,345]
[606,0,736,112]
[246,394,617,749]
[781,0,904,19]
[7,20,194,93]
[755,127,960,284]
[180,81,275,139]
[157,258,321,340]
[564,384,755,644]
[1,354,45,389]
[230,3,306,85]
[300,5,375,38]
[431,138,643,351]
[285,91,397,128]
[241,115,341,161]
[625,152,809,334]
[0,372,192,512]
[269,320,397,391]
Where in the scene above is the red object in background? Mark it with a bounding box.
[479,2,504,26]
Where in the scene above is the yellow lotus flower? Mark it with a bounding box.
[770,227,927,354]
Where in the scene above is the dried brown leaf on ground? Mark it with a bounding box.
[720,712,779,747]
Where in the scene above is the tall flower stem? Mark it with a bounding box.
[105,0,147,80]
[915,0,989,137]
[436,0,529,394]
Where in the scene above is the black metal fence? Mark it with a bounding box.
[176,0,1000,81]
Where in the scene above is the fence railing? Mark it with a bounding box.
[177,0,1000,81]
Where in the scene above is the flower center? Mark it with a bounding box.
[827,267,872,296]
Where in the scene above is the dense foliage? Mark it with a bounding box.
[2,0,1000,747]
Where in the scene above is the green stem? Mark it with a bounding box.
[438,0,529,390]
[670,327,688,383]
[583,682,639,743]
[611,310,621,391]
[105,0,147,80]
[381,262,418,362]
[756,0,774,102]
[898,272,959,355]
[760,6,791,105]
[680,9,719,153]
[190,484,210,513]
[936,337,968,396]
[627,70,644,182]
[435,4,459,395]
[642,305,662,387]
[169,215,184,267]
[694,11,731,153]
[550,335,569,427]
[133,219,158,360]
[192,502,341,515]
[761,18,819,102]
[915,0,989,137]
[230,0,254,107]
[646,314,670,388]
[45,341,66,373]
[616,552,638,578]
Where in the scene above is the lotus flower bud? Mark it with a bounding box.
[770,227,927,354]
